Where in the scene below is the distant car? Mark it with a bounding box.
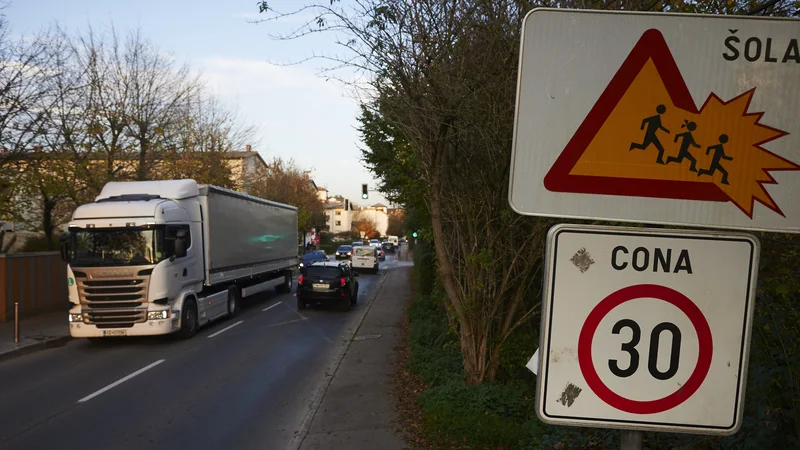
[377,247,386,261]
[296,261,359,310]
[381,241,396,253]
[300,250,328,272]
[369,239,381,248]
[335,245,353,260]
[351,241,364,247]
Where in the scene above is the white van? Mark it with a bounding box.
[351,245,379,273]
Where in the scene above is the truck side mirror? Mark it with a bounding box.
[174,238,187,259]
[60,241,70,262]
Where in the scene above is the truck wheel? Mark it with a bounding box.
[276,272,292,293]
[227,287,240,319]
[177,298,198,339]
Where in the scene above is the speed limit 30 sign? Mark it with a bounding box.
[536,224,759,435]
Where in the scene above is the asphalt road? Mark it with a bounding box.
[0,253,401,450]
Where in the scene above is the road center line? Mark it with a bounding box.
[266,318,306,329]
[262,302,282,312]
[207,320,243,338]
[78,359,165,403]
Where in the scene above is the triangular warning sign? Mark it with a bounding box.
[543,29,796,218]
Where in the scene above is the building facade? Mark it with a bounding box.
[358,204,389,237]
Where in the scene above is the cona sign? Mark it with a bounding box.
[535,225,759,434]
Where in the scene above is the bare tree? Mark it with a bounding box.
[0,17,59,188]
[256,0,551,385]
[119,30,200,181]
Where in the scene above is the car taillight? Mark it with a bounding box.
[340,277,346,287]
[298,275,304,285]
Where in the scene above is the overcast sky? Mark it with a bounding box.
[6,0,389,207]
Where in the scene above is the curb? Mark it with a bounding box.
[0,334,72,364]
[289,265,394,450]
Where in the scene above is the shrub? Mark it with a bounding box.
[18,234,59,253]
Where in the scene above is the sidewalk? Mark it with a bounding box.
[0,309,71,362]
[299,265,412,450]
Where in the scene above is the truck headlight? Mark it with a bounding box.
[68,313,82,323]
[147,310,170,320]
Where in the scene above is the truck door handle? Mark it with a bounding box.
[183,268,188,277]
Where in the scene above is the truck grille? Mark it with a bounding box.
[76,273,150,327]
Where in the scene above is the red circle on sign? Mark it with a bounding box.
[577,284,713,414]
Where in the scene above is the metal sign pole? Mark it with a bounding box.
[620,430,643,450]
[14,302,19,343]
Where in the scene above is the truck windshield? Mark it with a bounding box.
[70,228,159,267]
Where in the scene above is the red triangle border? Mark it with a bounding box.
[542,29,728,203]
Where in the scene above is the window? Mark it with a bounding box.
[354,246,374,257]
[335,221,341,226]
[335,211,341,216]
[306,267,342,278]
[162,225,191,259]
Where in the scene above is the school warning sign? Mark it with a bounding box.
[543,28,798,218]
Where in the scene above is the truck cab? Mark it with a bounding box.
[64,181,203,338]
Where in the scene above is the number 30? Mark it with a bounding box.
[608,319,682,380]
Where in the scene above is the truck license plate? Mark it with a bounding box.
[312,283,328,291]
[103,330,126,337]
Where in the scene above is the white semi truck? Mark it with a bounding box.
[61,180,298,339]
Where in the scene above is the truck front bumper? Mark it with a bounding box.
[69,317,179,337]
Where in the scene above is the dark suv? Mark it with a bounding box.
[296,261,359,311]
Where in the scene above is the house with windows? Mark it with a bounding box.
[324,199,353,235]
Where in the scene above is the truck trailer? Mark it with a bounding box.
[62,180,298,339]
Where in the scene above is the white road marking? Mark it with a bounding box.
[207,320,243,338]
[78,359,165,403]
[265,318,306,328]
[283,301,308,320]
[262,302,282,312]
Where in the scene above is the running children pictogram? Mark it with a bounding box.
[543,29,799,218]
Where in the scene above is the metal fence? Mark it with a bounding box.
[0,252,68,322]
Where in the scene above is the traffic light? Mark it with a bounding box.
[345,199,349,210]
[412,231,418,238]
[361,184,368,199]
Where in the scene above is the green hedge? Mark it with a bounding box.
[405,232,800,449]
[407,292,544,449]
[406,282,800,449]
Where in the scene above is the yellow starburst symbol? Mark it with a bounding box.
[545,29,797,218]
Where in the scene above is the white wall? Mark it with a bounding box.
[325,207,352,234]
[359,207,389,236]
